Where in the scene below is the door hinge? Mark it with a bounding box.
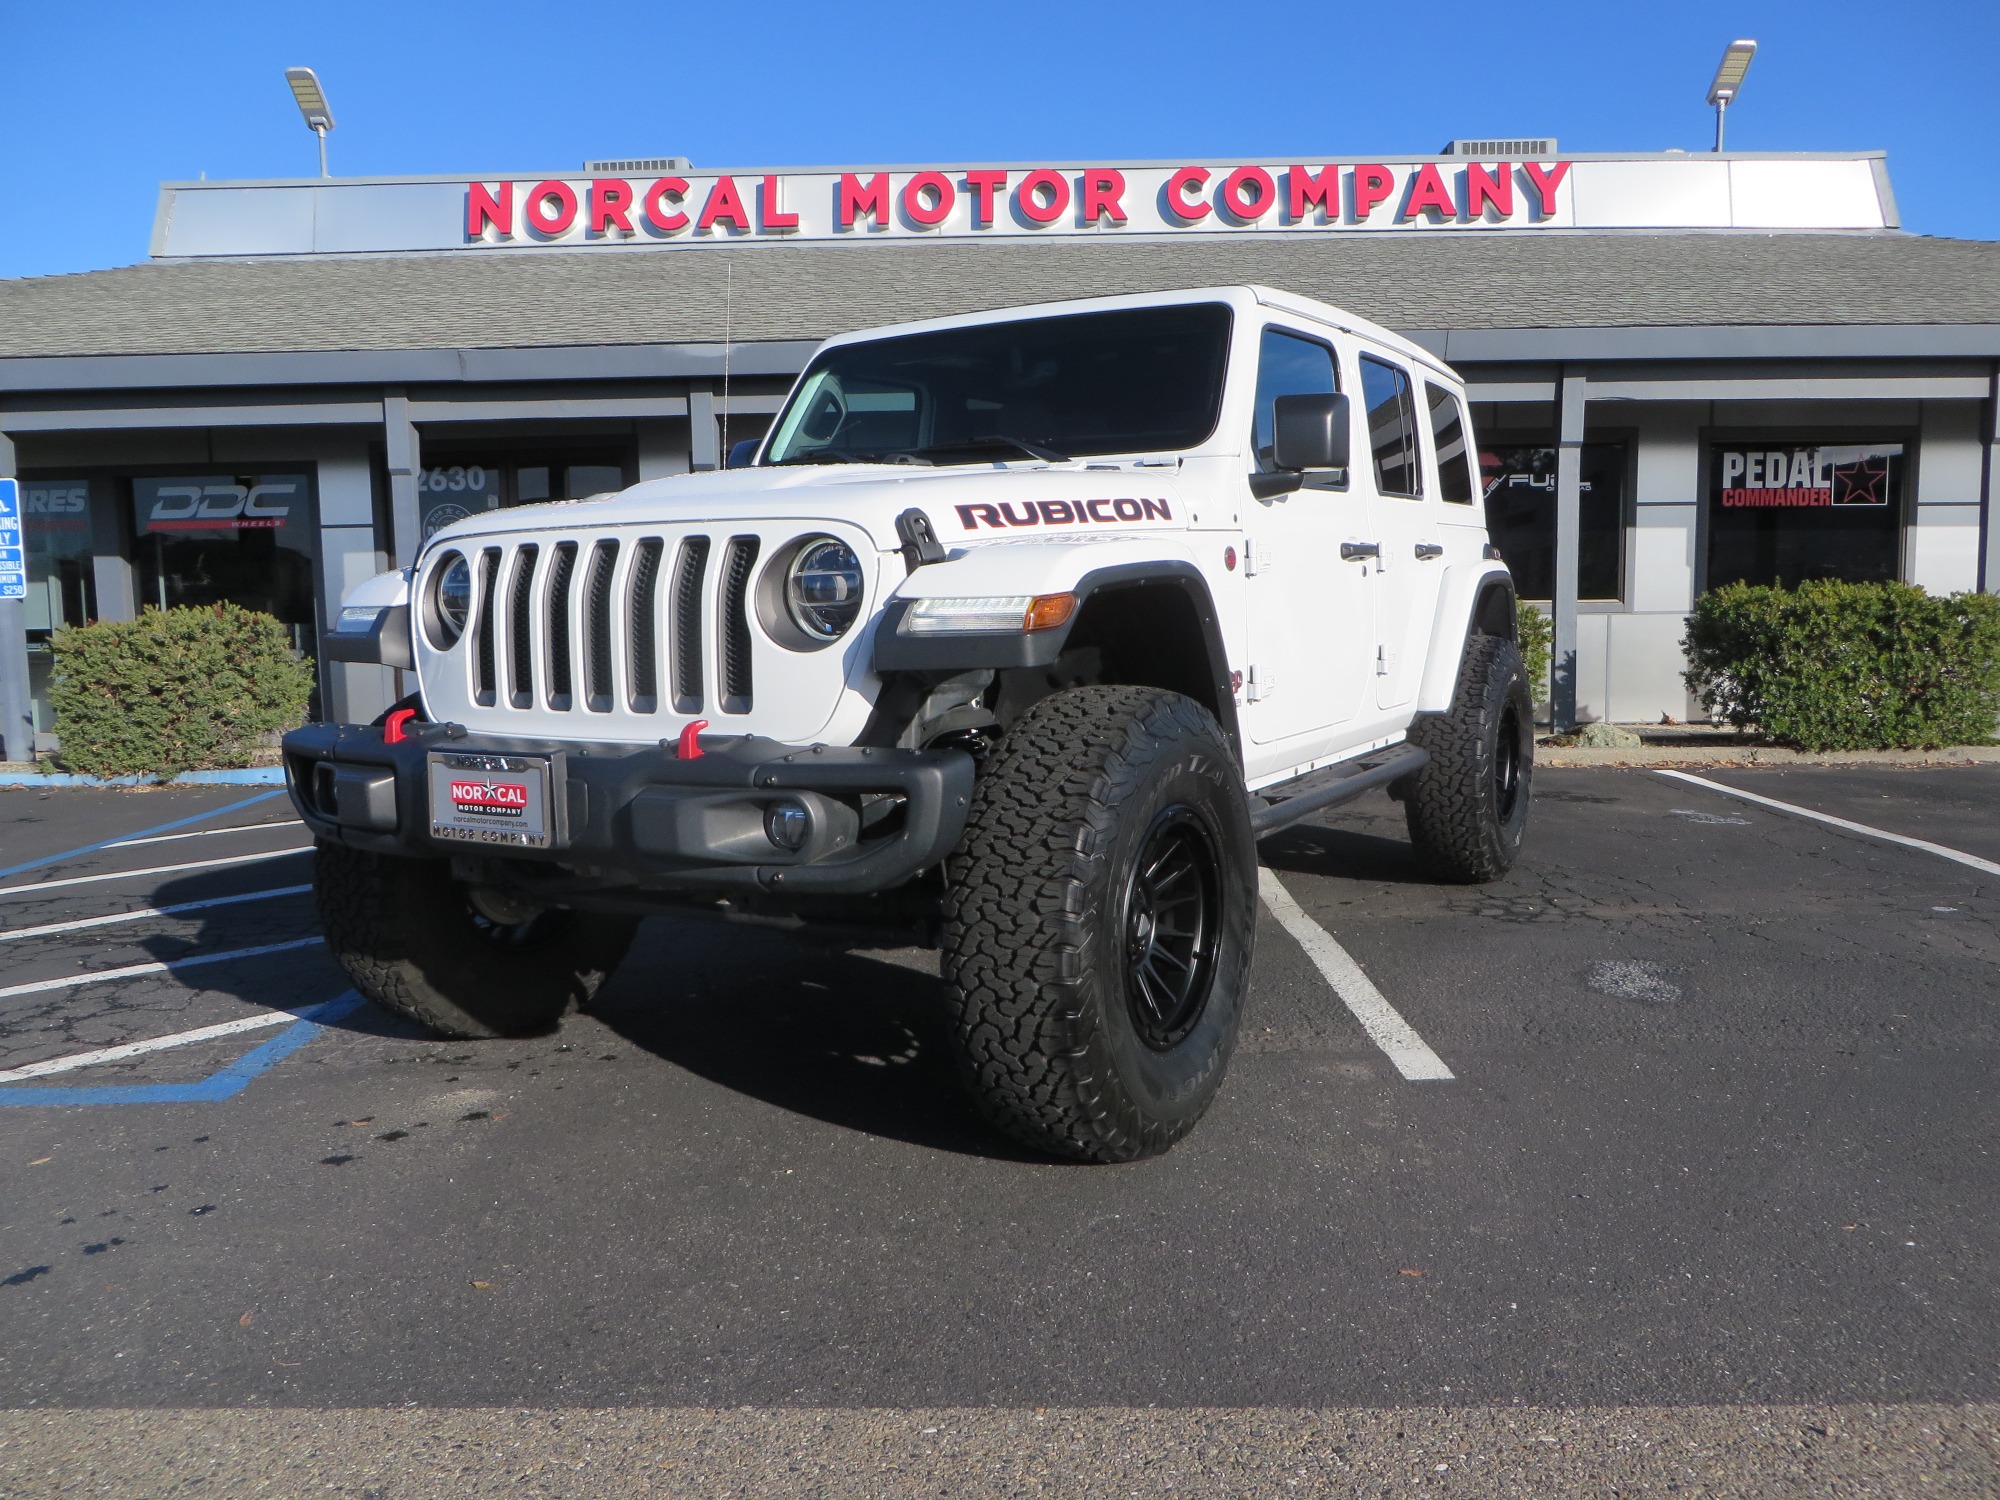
[1244,538,1275,576]
[1246,664,1277,701]
[1375,645,1392,677]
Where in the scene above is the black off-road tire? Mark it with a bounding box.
[1400,633,1534,882]
[314,841,637,1039]
[941,686,1257,1163]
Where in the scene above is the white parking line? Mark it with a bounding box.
[1256,867,1455,1082]
[0,993,359,1083]
[0,936,324,1003]
[0,885,313,943]
[104,819,300,850]
[1657,770,2000,877]
[0,846,313,898]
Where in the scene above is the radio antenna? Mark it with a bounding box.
[719,259,733,465]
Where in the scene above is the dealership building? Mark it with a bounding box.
[2,145,1997,754]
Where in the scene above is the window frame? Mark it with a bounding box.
[1359,353,1424,500]
[1422,380,1477,505]
[1248,323,1346,485]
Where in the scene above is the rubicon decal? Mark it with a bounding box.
[449,780,529,816]
[955,498,1172,531]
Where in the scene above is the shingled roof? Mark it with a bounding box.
[2,233,1998,362]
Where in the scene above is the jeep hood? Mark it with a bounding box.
[421,462,1192,556]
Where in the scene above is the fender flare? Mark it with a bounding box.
[1413,564,1518,715]
[873,560,1242,759]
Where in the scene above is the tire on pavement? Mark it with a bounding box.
[941,685,1257,1163]
[1400,632,1534,883]
[313,840,637,1039]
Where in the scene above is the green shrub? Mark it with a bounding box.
[1515,599,1553,707]
[51,604,316,778]
[1682,581,2000,751]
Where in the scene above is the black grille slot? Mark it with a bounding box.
[718,535,759,715]
[545,541,577,710]
[670,535,710,714]
[626,538,664,713]
[507,545,538,709]
[583,540,620,713]
[473,547,501,706]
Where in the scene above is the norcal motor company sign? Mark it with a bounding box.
[151,155,1894,257]
[462,160,1576,244]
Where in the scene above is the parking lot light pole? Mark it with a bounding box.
[284,67,335,178]
[1707,39,1757,152]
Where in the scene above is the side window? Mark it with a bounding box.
[1360,355,1421,498]
[1251,327,1340,474]
[1425,382,1476,503]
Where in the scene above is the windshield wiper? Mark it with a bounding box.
[914,435,1070,464]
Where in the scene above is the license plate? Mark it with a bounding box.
[428,753,552,848]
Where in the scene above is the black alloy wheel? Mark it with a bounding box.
[1122,806,1221,1050]
[1493,699,1525,825]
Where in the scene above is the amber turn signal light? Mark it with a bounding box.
[1024,592,1078,631]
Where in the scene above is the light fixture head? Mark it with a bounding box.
[285,66,335,132]
[1706,39,1757,106]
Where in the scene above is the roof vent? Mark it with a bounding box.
[1440,138,1558,158]
[583,156,692,174]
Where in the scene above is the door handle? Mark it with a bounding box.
[1414,543,1444,560]
[1339,541,1380,561]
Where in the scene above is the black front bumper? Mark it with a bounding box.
[282,722,975,897]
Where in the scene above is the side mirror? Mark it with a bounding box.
[1271,392,1350,473]
[725,438,761,469]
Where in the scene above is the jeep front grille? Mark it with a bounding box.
[670,535,710,715]
[718,535,760,715]
[458,529,784,724]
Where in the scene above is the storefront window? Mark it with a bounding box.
[419,454,630,525]
[21,478,97,635]
[1480,443,1627,601]
[132,473,319,662]
[418,462,502,539]
[1706,441,1903,589]
[21,478,101,735]
[515,463,626,503]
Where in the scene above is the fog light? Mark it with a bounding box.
[764,800,811,852]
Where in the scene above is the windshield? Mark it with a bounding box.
[763,303,1233,466]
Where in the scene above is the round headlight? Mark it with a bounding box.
[786,538,864,641]
[426,552,472,649]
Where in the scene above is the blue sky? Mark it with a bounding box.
[2,0,1995,279]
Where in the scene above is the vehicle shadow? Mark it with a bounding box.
[586,916,1047,1163]
[138,855,425,1044]
[141,858,1034,1158]
[1255,818,1433,884]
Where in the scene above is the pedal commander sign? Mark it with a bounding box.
[151,156,1894,257]
[1714,445,1902,509]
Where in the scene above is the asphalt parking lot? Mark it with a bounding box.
[1,765,1996,1495]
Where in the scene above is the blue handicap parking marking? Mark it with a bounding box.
[0,992,364,1107]
[0,788,288,882]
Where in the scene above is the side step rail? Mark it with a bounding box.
[1246,743,1430,836]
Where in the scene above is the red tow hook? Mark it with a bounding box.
[676,718,709,760]
[382,707,418,744]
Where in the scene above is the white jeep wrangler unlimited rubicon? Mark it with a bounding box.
[290,285,1531,1162]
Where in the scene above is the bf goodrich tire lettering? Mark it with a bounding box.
[315,841,636,1039]
[1400,634,1535,882]
[940,686,1257,1163]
